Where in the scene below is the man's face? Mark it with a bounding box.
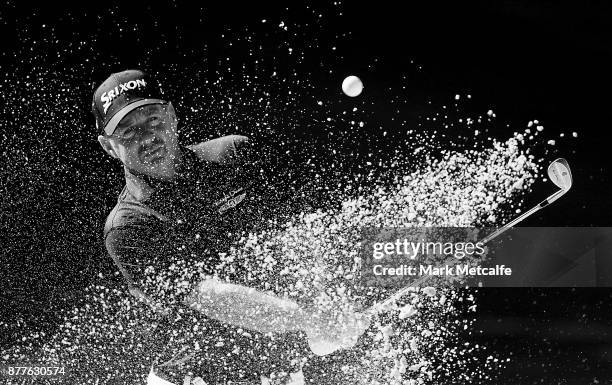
[98,103,180,180]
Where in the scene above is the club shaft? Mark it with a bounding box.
[368,189,566,315]
[479,204,542,244]
[480,189,566,244]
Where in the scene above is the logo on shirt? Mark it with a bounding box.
[214,188,247,214]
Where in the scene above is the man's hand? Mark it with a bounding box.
[305,309,371,356]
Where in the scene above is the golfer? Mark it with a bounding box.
[94,70,366,384]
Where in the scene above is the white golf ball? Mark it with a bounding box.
[342,75,363,97]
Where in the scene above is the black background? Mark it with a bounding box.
[1,1,611,383]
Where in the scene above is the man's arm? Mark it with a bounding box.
[189,135,300,190]
[187,135,254,166]
[185,277,370,355]
[107,223,352,339]
[185,278,307,333]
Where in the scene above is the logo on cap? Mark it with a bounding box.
[93,69,166,135]
[101,79,147,114]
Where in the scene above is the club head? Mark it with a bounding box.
[547,158,572,191]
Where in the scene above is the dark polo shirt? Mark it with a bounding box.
[104,135,268,301]
[103,135,304,383]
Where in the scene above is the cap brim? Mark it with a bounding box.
[103,98,167,135]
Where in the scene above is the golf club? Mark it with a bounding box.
[309,158,573,356]
[479,158,572,244]
[379,158,573,310]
